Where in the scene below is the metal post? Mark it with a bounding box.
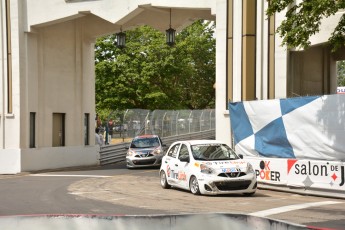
[162,112,167,137]
[170,111,173,137]
[144,111,149,134]
[176,112,179,135]
[200,111,204,132]
[188,111,192,134]
[105,125,109,145]
[122,109,129,141]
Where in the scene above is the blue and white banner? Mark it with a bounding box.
[229,94,345,161]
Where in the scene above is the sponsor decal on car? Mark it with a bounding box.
[178,171,187,181]
[205,161,247,166]
[221,168,241,173]
[167,165,171,177]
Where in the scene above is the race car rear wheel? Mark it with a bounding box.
[160,171,171,189]
[189,176,201,195]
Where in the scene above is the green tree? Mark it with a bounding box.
[175,20,216,109]
[95,20,215,118]
[266,0,345,51]
[338,61,345,86]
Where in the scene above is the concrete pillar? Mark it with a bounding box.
[242,0,256,101]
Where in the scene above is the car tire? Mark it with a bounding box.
[160,171,171,189]
[243,192,256,196]
[189,176,201,195]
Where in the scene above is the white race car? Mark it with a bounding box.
[159,140,257,196]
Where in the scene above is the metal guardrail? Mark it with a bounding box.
[99,129,215,166]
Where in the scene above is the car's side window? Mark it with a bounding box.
[167,144,180,158]
[178,144,189,160]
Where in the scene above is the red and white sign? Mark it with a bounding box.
[246,157,345,192]
[337,87,345,94]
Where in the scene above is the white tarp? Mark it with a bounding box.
[229,94,345,161]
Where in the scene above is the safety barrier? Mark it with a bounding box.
[99,129,215,165]
[245,156,345,199]
[0,213,309,230]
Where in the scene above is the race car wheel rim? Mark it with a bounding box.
[160,171,167,186]
[190,176,200,195]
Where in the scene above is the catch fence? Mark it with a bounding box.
[100,109,215,144]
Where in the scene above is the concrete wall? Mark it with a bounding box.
[0,213,307,230]
[21,146,99,172]
[25,20,94,148]
[288,46,336,97]
[19,15,99,171]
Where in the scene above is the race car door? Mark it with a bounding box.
[175,144,191,189]
[164,143,180,185]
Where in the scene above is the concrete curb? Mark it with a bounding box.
[259,183,345,200]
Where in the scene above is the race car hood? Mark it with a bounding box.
[196,160,249,173]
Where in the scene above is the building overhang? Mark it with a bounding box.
[26,0,215,36]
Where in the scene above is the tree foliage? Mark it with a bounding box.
[338,61,345,86]
[95,20,215,116]
[266,0,345,51]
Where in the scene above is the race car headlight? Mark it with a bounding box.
[247,163,254,173]
[126,149,136,157]
[200,164,214,174]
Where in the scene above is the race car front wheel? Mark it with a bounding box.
[160,171,171,189]
[189,176,201,195]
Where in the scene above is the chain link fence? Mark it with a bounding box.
[100,109,215,144]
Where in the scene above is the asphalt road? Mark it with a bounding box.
[0,162,344,229]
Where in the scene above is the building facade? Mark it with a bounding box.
[0,0,343,173]
[215,0,345,147]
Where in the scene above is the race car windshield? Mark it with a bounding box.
[130,138,160,148]
[191,144,239,161]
